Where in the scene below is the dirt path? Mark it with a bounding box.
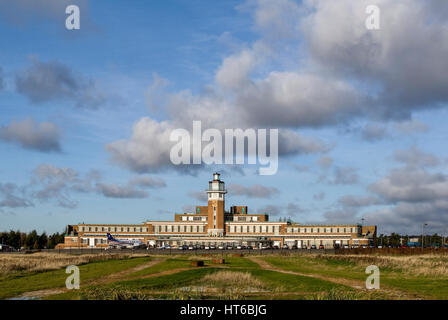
[16,258,167,299]
[247,256,421,300]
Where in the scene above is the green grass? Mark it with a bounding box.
[6,254,448,300]
[262,255,448,299]
[50,266,357,300]
[115,267,219,290]
[127,258,193,277]
[223,256,260,269]
[0,256,151,299]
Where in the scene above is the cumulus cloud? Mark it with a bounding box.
[344,148,448,233]
[19,164,162,208]
[394,119,429,135]
[303,0,448,117]
[215,49,257,90]
[228,183,279,198]
[369,167,448,204]
[31,164,82,208]
[338,195,382,208]
[106,0,448,176]
[0,183,33,208]
[95,183,148,199]
[129,176,166,189]
[331,167,359,185]
[361,123,388,142]
[0,118,61,152]
[393,146,440,168]
[257,204,282,216]
[317,156,333,170]
[16,58,106,108]
[106,118,181,173]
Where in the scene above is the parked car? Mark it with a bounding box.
[302,245,307,249]
[319,245,325,250]
[247,246,253,250]
[343,245,349,249]
[226,246,233,250]
[188,246,194,250]
[273,245,279,250]
[291,245,298,250]
[204,246,210,250]
[311,245,317,250]
[218,245,224,250]
[210,246,216,250]
[282,245,289,249]
[236,245,242,250]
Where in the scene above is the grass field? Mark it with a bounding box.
[0,252,446,300]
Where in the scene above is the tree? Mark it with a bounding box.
[25,230,38,248]
[38,232,48,249]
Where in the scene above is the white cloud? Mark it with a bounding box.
[0,118,61,152]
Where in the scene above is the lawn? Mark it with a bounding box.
[262,254,448,299]
[0,256,151,299]
[2,253,446,300]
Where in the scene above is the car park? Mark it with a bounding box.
[311,245,317,249]
[319,245,325,249]
[218,245,224,250]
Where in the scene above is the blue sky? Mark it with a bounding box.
[1,0,448,235]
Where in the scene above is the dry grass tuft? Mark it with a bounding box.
[0,252,148,275]
[199,271,265,288]
[319,254,448,276]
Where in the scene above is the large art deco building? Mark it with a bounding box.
[59,173,376,249]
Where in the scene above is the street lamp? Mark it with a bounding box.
[422,223,428,251]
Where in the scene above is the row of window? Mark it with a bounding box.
[79,226,148,233]
[233,216,259,222]
[181,216,207,222]
[81,238,107,244]
[286,227,359,234]
[153,225,206,233]
[228,225,280,234]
